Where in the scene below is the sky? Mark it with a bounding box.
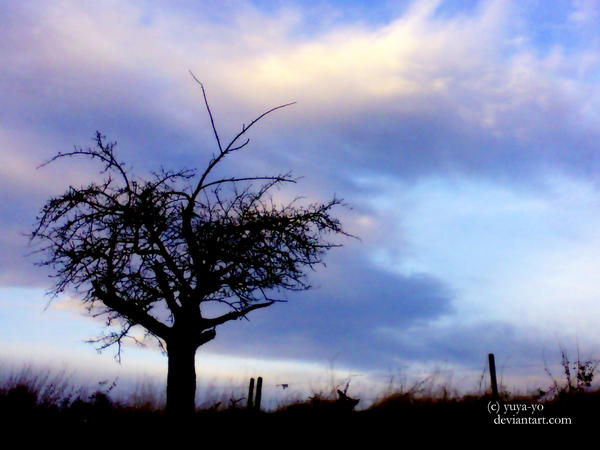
[2,0,600,406]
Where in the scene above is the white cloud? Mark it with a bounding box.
[360,172,600,346]
[569,0,600,28]
[4,0,597,135]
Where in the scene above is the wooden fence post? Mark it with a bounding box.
[247,377,255,409]
[255,376,263,411]
[488,353,499,401]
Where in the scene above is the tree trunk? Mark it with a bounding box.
[166,339,198,418]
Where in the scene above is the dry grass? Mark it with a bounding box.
[1,353,599,430]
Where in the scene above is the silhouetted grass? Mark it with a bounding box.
[1,358,598,432]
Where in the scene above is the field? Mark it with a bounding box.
[1,356,597,432]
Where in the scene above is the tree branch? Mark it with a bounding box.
[189,71,223,154]
[203,301,275,328]
[92,281,171,340]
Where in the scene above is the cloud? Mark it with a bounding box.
[3,0,600,189]
[377,318,542,366]
[203,246,455,370]
[569,0,600,28]
[3,0,600,383]
[3,0,600,290]
[202,243,597,381]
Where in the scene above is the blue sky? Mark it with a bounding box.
[2,0,600,403]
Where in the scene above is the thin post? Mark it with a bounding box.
[488,353,499,400]
[247,378,255,409]
[255,376,263,411]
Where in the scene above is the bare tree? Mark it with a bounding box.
[30,82,350,417]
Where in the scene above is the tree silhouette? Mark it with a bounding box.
[31,82,349,417]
